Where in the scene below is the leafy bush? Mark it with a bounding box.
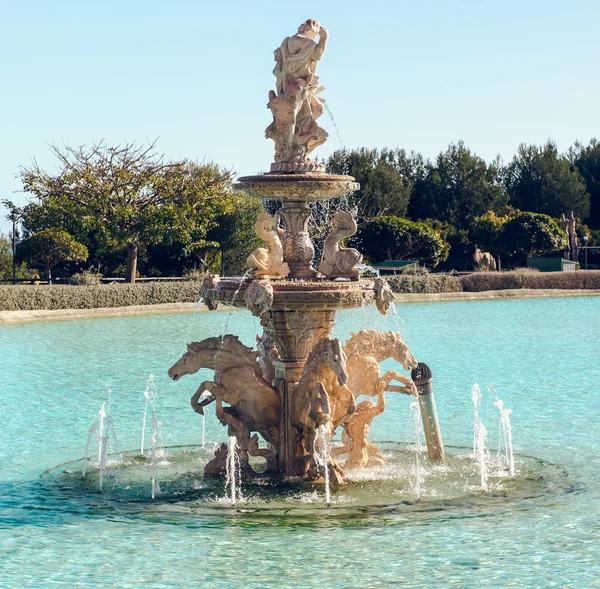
[498,212,567,260]
[0,281,203,311]
[351,216,448,268]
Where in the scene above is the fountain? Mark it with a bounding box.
[167,19,443,485]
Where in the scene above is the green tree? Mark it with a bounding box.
[20,141,233,282]
[350,216,448,268]
[0,234,13,279]
[469,208,519,270]
[409,142,508,229]
[505,142,590,220]
[1,200,24,284]
[17,229,88,282]
[326,148,412,219]
[205,195,262,276]
[570,138,600,229]
[498,212,567,265]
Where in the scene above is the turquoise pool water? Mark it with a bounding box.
[1,296,599,588]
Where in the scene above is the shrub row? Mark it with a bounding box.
[0,282,203,311]
[2,272,600,311]
[387,270,600,294]
[459,270,600,292]
[386,274,462,294]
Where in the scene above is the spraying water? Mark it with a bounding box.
[410,401,423,500]
[471,383,489,490]
[314,424,332,507]
[223,269,251,335]
[98,404,110,490]
[493,396,515,477]
[140,375,157,456]
[197,390,213,448]
[82,413,99,478]
[471,384,481,454]
[82,402,117,490]
[476,421,489,490]
[324,103,344,148]
[225,436,243,506]
[150,412,161,499]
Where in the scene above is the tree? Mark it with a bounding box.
[498,212,567,264]
[326,148,412,219]
[469,208,519,270]
[570,138,600,229]
[1,200,23,284]
[17,229,88,282]
[409,142,508,229]
[350,216,448,268]
[205,195,262,276]
[505,142,590,220]
[20,141,234,282]
[0,235,13,279]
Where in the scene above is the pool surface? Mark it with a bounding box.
[1,296,599,588]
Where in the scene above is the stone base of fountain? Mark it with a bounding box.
[41,444,567,515]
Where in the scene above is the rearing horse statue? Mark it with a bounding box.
[168,335,281,474]
[290,337,352,482]
[332,330,418,469]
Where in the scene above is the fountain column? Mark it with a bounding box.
[279,200,316,279]
[263,309,336,474]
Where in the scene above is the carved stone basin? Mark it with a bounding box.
[206,278,375,311]
[236,173,359,202]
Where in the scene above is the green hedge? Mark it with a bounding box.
[460,270,600,292]
[387,271,600,294]
[2,272,599,311]
[0,282,202,311]
[386,274,462,294]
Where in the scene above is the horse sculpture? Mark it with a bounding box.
[290,337,352,483]
[167,335,281,474]
[331,330,418,469]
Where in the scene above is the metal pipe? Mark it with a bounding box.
[411,362,444,461]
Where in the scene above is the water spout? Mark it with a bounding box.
[140,375,157,456]
[225,436,242,506]
[314,424,332,507]
[471,384,488,490]
[151,412,161,499]
[410,401,423,500]
[471,384,481,455]
[475,421,489,490]
[493,396,515,477]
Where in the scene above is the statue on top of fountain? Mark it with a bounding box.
[266,19,329,173]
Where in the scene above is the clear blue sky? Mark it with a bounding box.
[2,0,598,232]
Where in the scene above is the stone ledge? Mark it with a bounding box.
[0,302,215,324]
[394,289,600,303]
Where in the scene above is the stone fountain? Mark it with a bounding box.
[168,19,443,484]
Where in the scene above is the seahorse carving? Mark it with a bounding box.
[247,211,290,279]
[318,210,362,280]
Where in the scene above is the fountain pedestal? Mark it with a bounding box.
[168,21,435,484]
